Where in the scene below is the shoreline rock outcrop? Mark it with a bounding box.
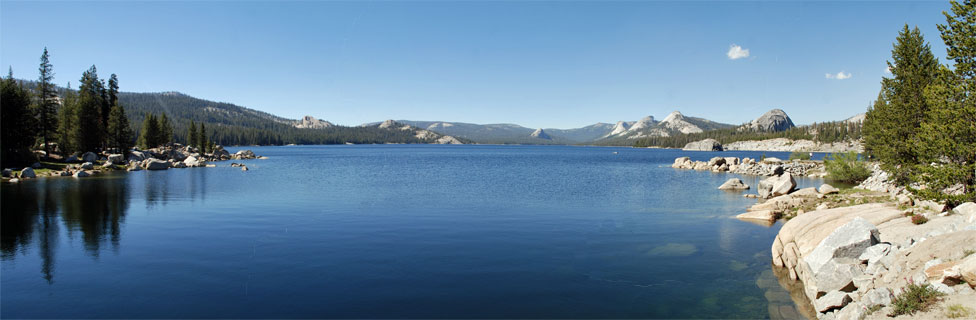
[672,156,825,177]
[3,143,264,182]
[718,178,750,190]
[682,139,723,151]
[724,138,863,153]
[771,201,976,319]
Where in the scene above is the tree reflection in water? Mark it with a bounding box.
[1,174,130,283]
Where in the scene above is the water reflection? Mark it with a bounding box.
[1,175,130,282]
[762,265,817,319]
[144,171,170,207]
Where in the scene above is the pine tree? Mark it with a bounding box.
[138,113,160,148]
[74,66,105,152]
[158,113,173,145]
[862,25,939,184]
[108,74,119,108]
[198,122,208,153]
[188,121,198,149]
[913,0,976,205]
[98,78,111,137]
[1,68,38,167]
[107,104,133,153]
[863,88,890,160]
[35,47,59,158]
[57,82,78,155]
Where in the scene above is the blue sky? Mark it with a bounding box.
[1,1,952,128]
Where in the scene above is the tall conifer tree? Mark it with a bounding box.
[198,122,208,153]
[138,113,160,148]
[57,82,77,154]
[75,66,106,152]
[914,0,976,205]
[862,25,939,184]
[1,68,38,166]
[188,121,198,149]
[106,76,133,153]
[158,113,173,145]
[36,48,58,157]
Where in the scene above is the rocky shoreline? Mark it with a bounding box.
[679,138,863,153]
[672,155,826,178]
[725,138,863,153]
[672,155,976,319]
[2,144,263,182]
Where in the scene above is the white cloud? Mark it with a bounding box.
[825,71,852,80]
[727,44,750,60]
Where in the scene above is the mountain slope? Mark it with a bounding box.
[362,120,466,144]
[745,109,795,132]
[530,128,552,140]
[633,109,862,148]
[113,91,446,146]
[597,111,735,143]
[294,115,334,128]
[544,123,615,142]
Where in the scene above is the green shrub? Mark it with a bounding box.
[789,151,812,160]
[911,215,929,224]
[889,283,944,316]
[825,152,872,184]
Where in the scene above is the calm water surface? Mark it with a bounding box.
[2,145,823,318]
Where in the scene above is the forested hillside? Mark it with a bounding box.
[115,91,427,146]
[632,120,863,148]
[13,79,437,147]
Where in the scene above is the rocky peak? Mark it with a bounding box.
[659,111,703,134]
[607,121,632,136]
[530,128,552,140]
[378,119,399,129]
[662,111,684,123]
[749,109,795,132]
[294,115,334,129]
[627,116,657,132]
[845,113,866,123]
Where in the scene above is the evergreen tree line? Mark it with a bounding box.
[632,121,862,149]
[3,49,443,168]
[862,0,975,205]
[2,48,137,167]
[112,92,430,147]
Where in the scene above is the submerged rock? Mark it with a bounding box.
[736,210,779,223]
[646,243,698,257]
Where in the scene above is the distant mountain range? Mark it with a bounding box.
[17,78,858,147]
[383,111,738,145]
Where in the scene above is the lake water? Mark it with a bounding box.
[1,145,824,318]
